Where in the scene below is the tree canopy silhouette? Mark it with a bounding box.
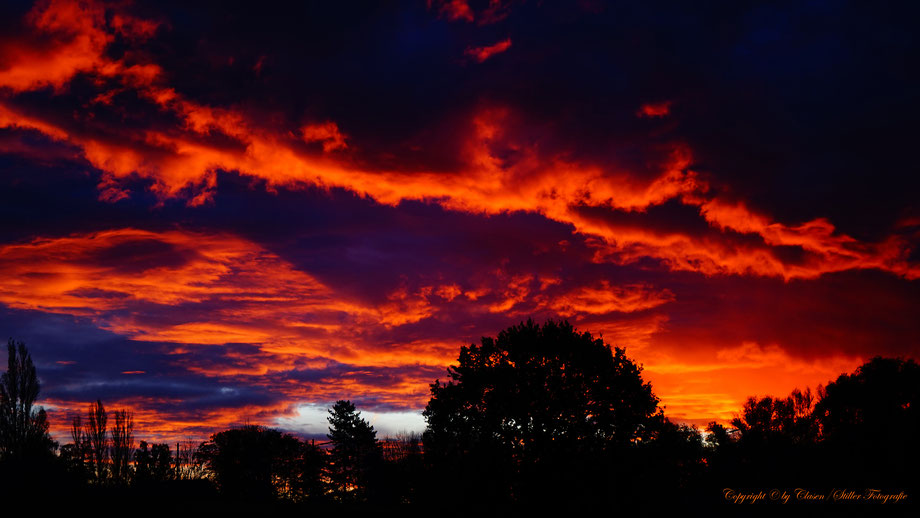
[731,388,817,446]
[421,319,664,505]
[423,319,660,457]
[85,399,108,484]
[815,356,919,442]
[197,424,324,502]
[812,356,920,487]
[134,441,173,485]
[0,339,55,461]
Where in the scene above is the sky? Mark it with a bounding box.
[0,0,918,443]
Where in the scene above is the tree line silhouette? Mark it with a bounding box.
[1,320,917,510]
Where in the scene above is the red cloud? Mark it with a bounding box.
[1,81,915,282]
[0,0,110,92]
[637,101,673,118]
[465,38,512,63]
[429,0,510,24]
[301,122,348,152]
[548,281,675,316]
[0,228,467,368]
[430,0,474,22]
[4,4,908,284]
[0,0,161,92]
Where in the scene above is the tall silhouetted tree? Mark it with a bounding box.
[0,339,55,461]
[327,400,380,500]
[85,399,108,483]
[110,409,134,484]
[60,414,89,480]
[70,415,86,462]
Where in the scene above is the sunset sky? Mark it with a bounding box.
[1,0,918,443]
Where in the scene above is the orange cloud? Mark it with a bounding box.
[697,199,918,279]
[2,87,914,283]
[0,103,69,140]
[0,0,110,92]
[0,228,474,371]
[2,1,911,285]
[0,0,159,93]
[0,228,329,310]
[583,313,671,351]
[46,397,299,444]
[2,0,914,289]
[301,122,348,152]
[548,281,675,316]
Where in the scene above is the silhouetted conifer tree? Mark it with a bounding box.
[85,399,108,483]
[327,400,380,500]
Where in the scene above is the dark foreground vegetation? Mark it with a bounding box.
[1,320,918,513]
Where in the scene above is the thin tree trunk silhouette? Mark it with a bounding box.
[111,409,133,484]
[85,399,108,484]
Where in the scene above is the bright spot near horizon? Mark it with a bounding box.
[275,404,427,439]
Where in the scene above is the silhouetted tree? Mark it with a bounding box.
[700,388,822,488]
[296,441,329,501]
[732,387,817,446]
[813,356,920,487]
[327,400,380,500]
[85,399,108,483]
[703,421,739,469]
[274,434,327,502]
[631,418,706,498]
[701,357,920,493]
[110,409,134,484]
[377,432,424,504]
[134,441,173,485]
[197,425,323,502]
[0,339,55,461]
[60,414,89,480]
[422,319,661,504]
[815,356,919,441]
[70,415,86,462]
[425,319,660,451]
